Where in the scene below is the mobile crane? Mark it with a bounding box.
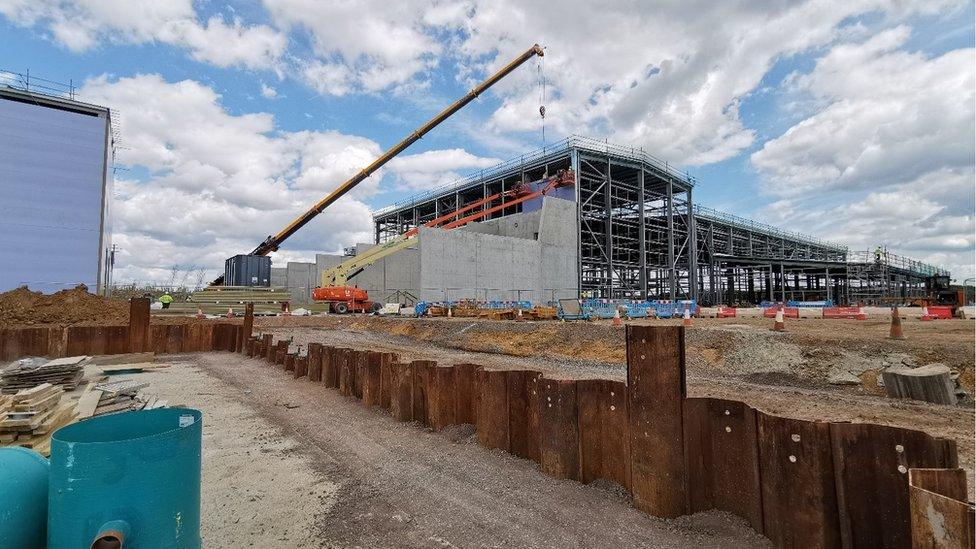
[313,169,575,313]
[212,43,546,286]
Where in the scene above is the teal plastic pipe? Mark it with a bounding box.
[48,408,203,549]
[0,447,49,548]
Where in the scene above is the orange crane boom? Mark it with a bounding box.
[213,43,545,285]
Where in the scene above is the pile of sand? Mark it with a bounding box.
[0,285,129,327]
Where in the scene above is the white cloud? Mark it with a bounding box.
[264,0,445,93]
[260,82,278,99]
[751,28,975,280]
[80,74,379,282]
[387,149,499,190]
[448,0,967,166]
[0,0,286,69]
[77,74,497,283]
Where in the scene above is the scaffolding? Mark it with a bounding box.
[373,136,948,305]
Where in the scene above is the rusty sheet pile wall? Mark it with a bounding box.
[1,301,972,548]
[242,325,971,549]
[0,298,248,361]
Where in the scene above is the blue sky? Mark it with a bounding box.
[1,0,973,282]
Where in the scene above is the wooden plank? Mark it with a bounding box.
[353,351,366,399]
[627,325,687,518]
[307,343,323,382]
[909,468,975,549]
[684,398,763,532]
[410,360,434,426]
[338,349,353,396]
[507,369,542,462]
[164,324,183,354]
[76,383,102,419]
[757,412,840,548]
[275,341,289,366]
[262,334,273,360]
[128,297,150,352]
[538,378,579,480]
[379,353,396,410]
[577,379,630,489]
[602,380,630,490]
[67,325,128,356]
[193,324,214,353]
[284,353,296,372]
[90,352,155,366]
[390,362,414,422]
[0,328,57,361]
[454,363,481,425]
[427,364,457,430]
[830,422,958,549]
[362,352,383,408]
[294,356,308,378]
[242,303,254,348]
[322,346,338,388]
[476,368,509,450]
[65,326,94,356]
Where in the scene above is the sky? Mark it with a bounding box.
[1,0,974,284]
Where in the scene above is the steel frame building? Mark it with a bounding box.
[374,136,946,305]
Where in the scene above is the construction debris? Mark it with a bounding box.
[92,379,152,416]
[883,363,958,405]
[0,356,88,393]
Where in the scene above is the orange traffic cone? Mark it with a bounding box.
[283,303,291,316]
[613,308,622,327]
[226,307,234,318]
[921,306,932,321]
[516,308,524,322]
[889,306,905,340]
[682,306,693,327]
[196,308,205,319]
[447,306,453,318]
[772,306,785,332]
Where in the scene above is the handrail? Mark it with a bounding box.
[693,205,847,252]
[373,135,699,216]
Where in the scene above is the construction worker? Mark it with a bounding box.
[874,246,883,264]
[159,292,174,309]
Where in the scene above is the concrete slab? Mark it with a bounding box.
[798,308,823,319]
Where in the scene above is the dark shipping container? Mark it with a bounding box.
[224,254,271,287]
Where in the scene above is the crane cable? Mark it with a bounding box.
[537,49,547,150]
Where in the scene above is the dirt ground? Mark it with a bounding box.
[254,315,976,393]
[139,353,770,548]
[254,315,976,495]
[87,360,340,548]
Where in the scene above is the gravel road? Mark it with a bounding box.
[178,352,771,548]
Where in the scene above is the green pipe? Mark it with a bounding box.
[0,447,49,548]
[48,408,203,548]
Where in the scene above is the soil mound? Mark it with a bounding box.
[0,285,129,327]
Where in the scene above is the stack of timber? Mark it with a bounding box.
[156,285,329,315]
[0,356,88,394]
[0,383,77,455]
[90,379,155,416]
